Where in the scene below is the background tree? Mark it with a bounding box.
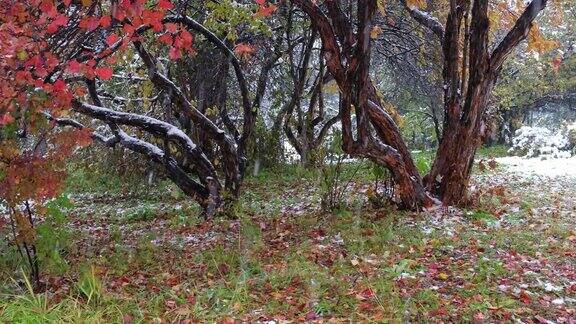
[292,0,437,209]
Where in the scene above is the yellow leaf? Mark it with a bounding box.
[488,10,501,30]
[324,80,340,94]
[377,0,386,16]
[527,24,558,54]
[370,25,383,39]
[16,50,28,61]
[406,0,426,9]
[438,272,449,280]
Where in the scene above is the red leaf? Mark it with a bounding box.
[142,10,164,32]
[106,33,120,47]
[164,23,178,33]
[361,288,376,299]
[552,56,562,72]
[122,315,133,324]
[257,4,277,17]
[179,30,193,48]
[53,79,66,92]
[106,55,117,65]
[122,23,135,35]
[67,60,81,73]
[305,311,317,321]
[75,128,93,147]
[40,1,56,16]
[120,0,131,10]
[158,0,174,10]
[518,290,531,304]
[54,14,69,26]
[0,114,14,126]
[100,16,112,28]
[168,47,181,60]
[113,7,127,21]
[79,16,100,31]
[234,43,255,58]
[95,67,113,80]
[158,33,173,45]
[186,294,196,305]
[47,14,69,33]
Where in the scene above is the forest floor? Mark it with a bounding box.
[1,151,575,322]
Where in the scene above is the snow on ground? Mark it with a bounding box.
[495,156,576,177]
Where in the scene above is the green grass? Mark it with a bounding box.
[2,153,572,322]
[476,144,510,158]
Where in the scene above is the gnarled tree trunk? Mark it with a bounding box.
[409,0,549,204]
[293,0,436,209]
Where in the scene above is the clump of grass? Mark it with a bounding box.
[123,204,157,223]
[465,210,495,222]
[476,145,510,158]
[76,266,103,304]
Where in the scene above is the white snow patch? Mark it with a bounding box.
[495,156,576,177]
[541,281,563,292]
[552,298,565,305]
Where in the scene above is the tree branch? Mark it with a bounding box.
[71,100,219,184]
[43,112,119,147]
[162,15,254,154]
[490,0,548,71]
[132,40,241,194]
[402,0,445,40]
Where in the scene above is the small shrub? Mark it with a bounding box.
[320,131,359,212]
[508,126,571,158]
[413,151,433,174]
[366,163,395,209]
[320,154,348,212]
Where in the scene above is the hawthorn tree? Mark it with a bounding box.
[292,0,551,207]
[1,0,282,288]
[405,0,550,203]
[290,0,436,208]
[0,0,279,221]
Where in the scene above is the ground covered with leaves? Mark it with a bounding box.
[1,155,575,322]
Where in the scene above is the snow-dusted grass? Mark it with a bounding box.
[2,153,575,322]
